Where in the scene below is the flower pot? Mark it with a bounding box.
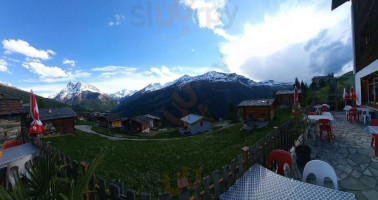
[295,145,311,168]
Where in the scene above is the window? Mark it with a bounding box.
[200,121,203,126]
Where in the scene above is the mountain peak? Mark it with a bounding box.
[54,81,102,101]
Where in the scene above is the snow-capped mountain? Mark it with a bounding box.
[109,89,137,100]
[54,81,118,112]
[117,71,293,118]
[54,81,102,101]
[136,71,291,94]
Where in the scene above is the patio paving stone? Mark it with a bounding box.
[300,112,378,199]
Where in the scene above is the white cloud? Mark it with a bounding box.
[180,0,225,29]
[213,28,236,40]
[22,61,68,78]
[92,65,137,72]
[2,39,56,60]
[62,59,76,67]
[0,59,10,73]
[219,0,352,82]
[109,14,125,26]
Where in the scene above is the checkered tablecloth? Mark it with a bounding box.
[220,164,355,200]
[366,126,378,135]
[0,143,39,168]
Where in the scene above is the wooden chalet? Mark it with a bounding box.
[123,115,150,133]
[332,0,378,111]
[275,89,303,105]
[144,114,160,128]
[99,113,122,128]
[77,112,90,120]
[179,114,212,135]
[39,107,77,135]
[0,99,25,145]
[238,99,276,122]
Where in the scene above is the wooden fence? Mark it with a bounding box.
[28,106,312,200]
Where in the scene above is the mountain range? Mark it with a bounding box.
[53,81,118,112]
[115,71,292,124]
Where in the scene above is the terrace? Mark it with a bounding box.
[300,111,378,199]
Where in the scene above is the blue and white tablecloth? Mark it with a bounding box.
[220,164,355,200]
[0,143,39,168]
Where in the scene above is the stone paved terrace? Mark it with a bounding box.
[291,111,378,200]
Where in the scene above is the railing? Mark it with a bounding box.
[28,105,312,200]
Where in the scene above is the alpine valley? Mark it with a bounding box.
[39,71,292,120]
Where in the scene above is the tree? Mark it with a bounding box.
[294,77,300,89]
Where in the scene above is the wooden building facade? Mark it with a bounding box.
[333,0,378,109]
[39,107,77,135]
[99,114,122,128]
[0,99,25,146]
[275,90,303,105]
[123,115,150,133]
[238,99,276,122]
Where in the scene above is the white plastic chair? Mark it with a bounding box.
[6,155,33,189]
[362,110,371,125]
[302,160,338,190]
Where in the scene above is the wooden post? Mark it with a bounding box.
[158,193,171,200]
[126,189,135,200]
[222,165,229,190]
[141,192,151,200]
[203,176,210,200]
[230,159,236,184]
[109,183,120,200]
[98,178,107,200]
[89,175,96,200]
[212,170,220,199]
[80,161,89,200]
[72,160,78,178]
[194,181,201,200]
[242,146,249,171]
[238,155,243,177]
[178,189,189,200]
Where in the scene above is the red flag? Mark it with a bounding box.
[294,86,298,107]
[343,88,348,100]
[349,87,356,100]
[28,90,45,134]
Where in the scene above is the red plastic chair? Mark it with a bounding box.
[319,119,332,142]
[308,112,316,115]
[267,149,292,177]
[346,108,358,123]
[321,105,328,113]
[2,140,22,149]
[370,119,378,156]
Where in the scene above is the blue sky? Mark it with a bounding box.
[0,0,352,96]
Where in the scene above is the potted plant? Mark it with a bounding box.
[291,105,314,168]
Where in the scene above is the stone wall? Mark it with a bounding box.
[0,115,22,147]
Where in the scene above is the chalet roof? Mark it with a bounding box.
[39,108,77,121]
[275,89,302,95]
[237,99,275,107]
[103,113,122,122]
[144,114,160,120]
[0,99,25,116]
[331,0,349,10]
[181,114,203,125]
[132,115,151,124]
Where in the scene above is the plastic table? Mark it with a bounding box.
[220,164,355,200]
[0,143,39,169]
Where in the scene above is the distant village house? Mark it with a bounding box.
[179,114,212,135]
[238,99,276,122]
[39,107,77,135]
[77,112,90,120]
[275,89,302,105]
[123,115,150,133]
[144,114,160,128]
[99,113,122,128]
